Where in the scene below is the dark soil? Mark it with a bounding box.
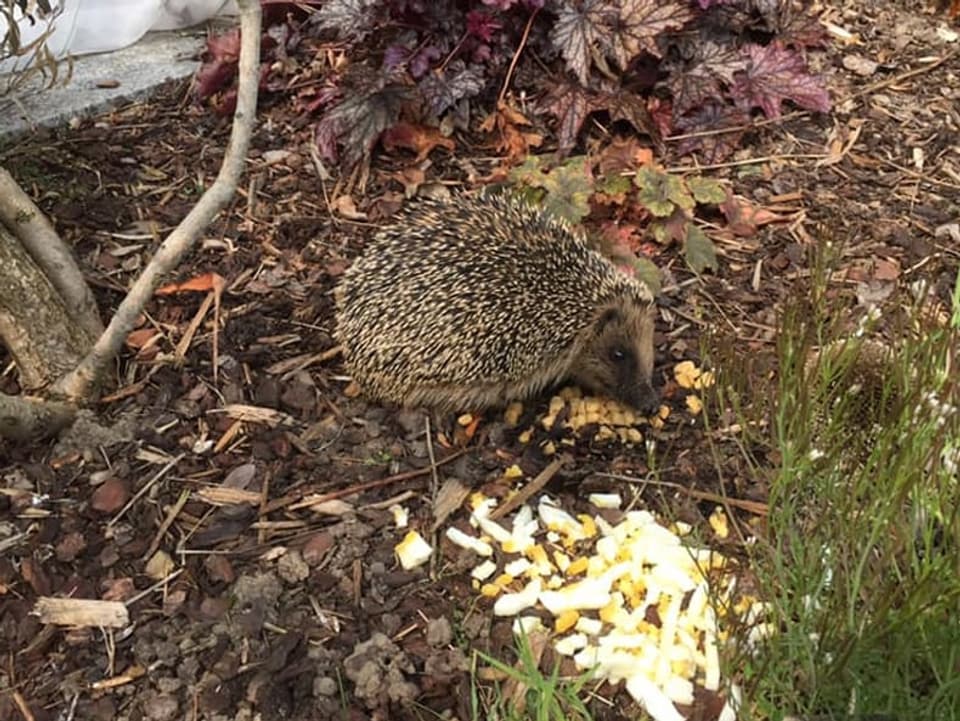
[1,1,958,720]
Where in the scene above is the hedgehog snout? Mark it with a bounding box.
[622,380,660,418]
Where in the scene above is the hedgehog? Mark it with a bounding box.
[333,193,659,414]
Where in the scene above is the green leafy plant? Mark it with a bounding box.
[633,166,724,273]
[705,249,960,719]
[473,630,595,721]
[508,154,594,226]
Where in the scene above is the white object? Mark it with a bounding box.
[155,0,235,30]
[68,0,164,56]
[1,0,236,75]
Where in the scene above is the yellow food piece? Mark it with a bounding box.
[658,405,671,420]
[709,506,729,539]
[686,395,703,415]
[504,402,524,426]
[695,370,715,389]
[566,557,589,576]
[526,544,550,566]
[555,610,580,633]
[518,429,533,444]
[480,583,500,597]
[594,426,618,442]
[577,514,598,538]
[469,492,489,510]
[599,596,622,623]
[504,464,524,479]
[542,441,556,456]
[457,413,474,426]
[674,361,700,389]
[395,530,433,570]
[494,573,514,588]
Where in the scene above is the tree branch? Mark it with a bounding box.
[0,167,104,340]
[52,0,262,401]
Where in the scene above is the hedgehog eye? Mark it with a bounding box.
[609,347,627,363]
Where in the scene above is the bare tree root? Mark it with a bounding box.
[0,391,75,442]
[52,0,262,402]
[0,167,103,340]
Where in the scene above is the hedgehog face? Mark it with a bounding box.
[569,298,659,416]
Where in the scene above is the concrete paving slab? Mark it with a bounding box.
[0,30,207,143]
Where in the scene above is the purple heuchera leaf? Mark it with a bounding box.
[732,42,830,118]
[612,0,695,65]
[552,0,694,86]
[409,46,442,79]
[675,101,750,162]
[551,0,605,86]
[482,0,518,9]
[315,84,412,167]
[313,0,379,43]
[383,45,409,71]
[466,10,502,42]
[419,63,486,117]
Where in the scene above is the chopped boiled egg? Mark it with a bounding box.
[395,531,432,570]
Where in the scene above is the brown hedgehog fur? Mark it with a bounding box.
[334,193,658,413]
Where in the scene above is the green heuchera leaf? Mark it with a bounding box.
[687,176,726,205]
[685,224,718,273]
[634,166,694,217]
[509,154,593,225]
[539,156,593,225]
[632,256,662,296]
[509,154,547,186]
[597,174,632,197]
[650,222,671,245]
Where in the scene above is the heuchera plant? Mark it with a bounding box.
[197,0,830,166]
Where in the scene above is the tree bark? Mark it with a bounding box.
[0,223,93,390]
[0,392,75,442]
[0,168,103,340]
